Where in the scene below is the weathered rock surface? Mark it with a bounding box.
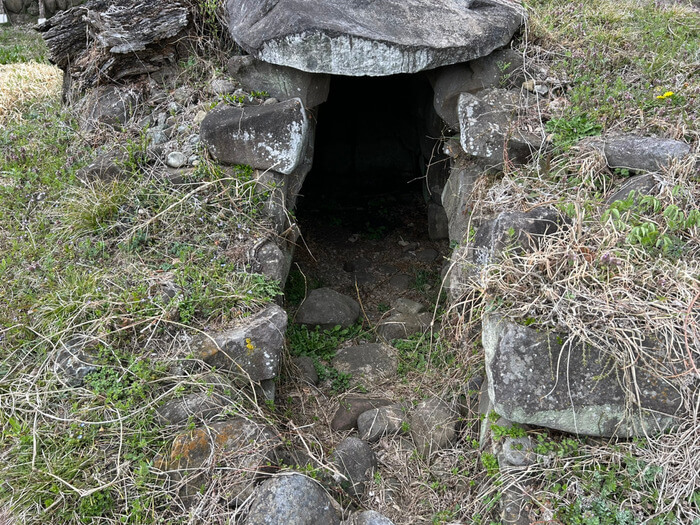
[54,338,98,386]
[605,173,659,205]
[357,404,408,443]
[441,160,482,242]
[446,206,561,300]
[596,135,691,172]
[431,48,523,129]
[376,311,433,341]
[80,85,139,130]
[332,437,377,497]
[163,418,281,506]
[38,0,189,93]
[245,473,341,525]
[482,315,684,437]
[155,392,230,425]
[226,0,525,76]
[331,343,398,388]
[458,89,540,167]
[190,305,287,381]
[342,510,396,525]
[331,396,393,431]
[251,238,294,285]
[200,98,309,175]
[76,150,128,182]
[292,356,319,385]
[294,288,360,330]
[428,202,450,240]
[228,55,330,108]
[409,397,459,456]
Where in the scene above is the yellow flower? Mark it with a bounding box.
[245,338,254,350]
[656,91,674,100]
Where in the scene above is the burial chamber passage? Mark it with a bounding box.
[294,73,448,237]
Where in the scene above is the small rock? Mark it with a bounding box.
[190,304,288,382]
[392,297,425,315]
[194,110,207,125]
[147,128,168,146]
[388,274,412,291]
[501,435,536,467]
[357,404,407,442]
[208,78,237,95]
[155,392,230,425]
[166,151,187,168]
[165,418,281,507]
[167,101,180,114]
[54,339,98,387]
[331,343,398,388]
[376,311,432,341]
[293,356,318,385]
[409,398,459,456]
[172,86,192,105]
[245,473,341,525]
[331,396,393,431]
[332,437,377,497]
[597,135,691,172]
[294,288,360,330]
[414,248,438,263]
[188,134,200,145]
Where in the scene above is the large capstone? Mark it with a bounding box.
[482,314,684,437]
[226,0,526,76]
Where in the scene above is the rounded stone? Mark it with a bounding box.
[245,473,340,525]
[166,151,187,168]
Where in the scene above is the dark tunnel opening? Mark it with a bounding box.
[294,73,445,235]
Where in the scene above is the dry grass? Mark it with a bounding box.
[0,62,62,124]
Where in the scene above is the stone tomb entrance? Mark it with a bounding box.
[290,73,450,321]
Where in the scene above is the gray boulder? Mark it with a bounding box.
[409,398,459,456]
[357,404,408,443]
[431,48,523,129]
[483,314,684,437]
[342,511,396,525]
[441,160,482,243]
[332,343,398,388]
[446,207,561,300]
[332,437,377,497]
[458,89,539,167]
[200,98,309,175]
[294,288,360,330]
[597,135,691,172]
[250,238,294,285]
[228,55,330,108]
[81,85,138,130]
[163,418,281,507]
[190,305,287,382]
[245,473,341,525]
[226,0,525,76]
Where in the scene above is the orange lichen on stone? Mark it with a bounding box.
[169,428,212,470]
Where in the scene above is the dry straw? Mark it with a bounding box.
[0,62,62,124]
